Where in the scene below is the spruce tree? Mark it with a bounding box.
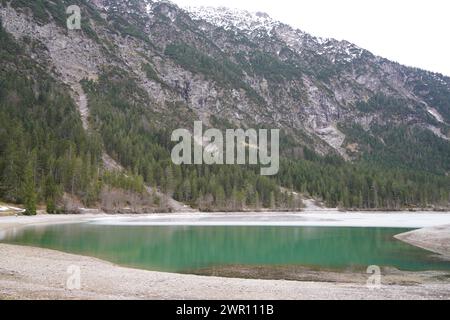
[22,161,37,216]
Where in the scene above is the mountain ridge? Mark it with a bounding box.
[0,0,449,212]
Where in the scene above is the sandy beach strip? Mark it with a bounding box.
[0,213,449,300]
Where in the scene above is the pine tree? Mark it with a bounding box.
[22,160,37,216]
[358,191,364,209]
[371,182,379,209]
[162,166,175,196]
[214,185,225,209]
[45,175,58,214]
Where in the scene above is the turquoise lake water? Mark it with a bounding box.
[2,224,450,273]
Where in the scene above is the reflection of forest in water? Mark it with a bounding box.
[4,224,450,273]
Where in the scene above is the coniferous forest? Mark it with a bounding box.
[80,67,450,212]
[0,24,147,214]
[0,7,449,214]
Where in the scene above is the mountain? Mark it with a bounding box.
[0,0,449,212]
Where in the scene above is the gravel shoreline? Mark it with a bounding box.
[1,213,449,300]
[1,244,449,300]
[396,225,450,258]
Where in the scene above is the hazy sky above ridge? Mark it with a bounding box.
[172,0,450,76]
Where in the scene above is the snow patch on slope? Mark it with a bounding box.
[185,6,280,35]
[427,107,445,123]
[426,125,449,141]
[184,6,364,63]
[0,206,25,213]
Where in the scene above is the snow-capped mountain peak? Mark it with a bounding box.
[185,6,281,35]
[183,5,365,63]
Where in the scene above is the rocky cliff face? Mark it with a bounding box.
[1,0,449,163]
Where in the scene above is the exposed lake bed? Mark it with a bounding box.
[0,212,449,300]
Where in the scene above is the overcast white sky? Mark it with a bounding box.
[172,0,450,76]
